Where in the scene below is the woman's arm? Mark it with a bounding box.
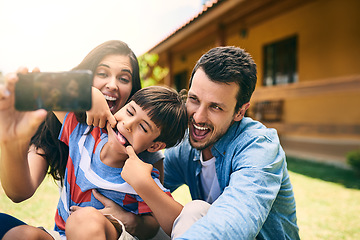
[122,146,183,236]
[0,69,49,202]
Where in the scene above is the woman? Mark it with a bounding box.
[0,40,163,240]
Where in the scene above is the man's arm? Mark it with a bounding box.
[122,146,183,236]
[177,137,285,239]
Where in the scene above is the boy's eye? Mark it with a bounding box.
[140,123,148,133]
[127,109,134,116]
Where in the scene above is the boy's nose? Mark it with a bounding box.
[122,121,133,132]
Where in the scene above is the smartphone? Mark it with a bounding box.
[15,70,93,111]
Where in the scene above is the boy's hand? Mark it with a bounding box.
[122,146,153,188]
[86,87,117,128]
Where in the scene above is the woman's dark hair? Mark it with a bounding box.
[30,40,141,183]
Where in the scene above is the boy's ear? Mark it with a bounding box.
[147,141,166,153]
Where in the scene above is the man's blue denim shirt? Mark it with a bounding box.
[164,117,300,239]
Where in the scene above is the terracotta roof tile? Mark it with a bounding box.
[149,0,223,51]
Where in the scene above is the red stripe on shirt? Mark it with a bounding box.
[60,112,78,146]
[123,194,137,205]
[137,192,172,214]
[67,156,92,204]
[90,127,103,154]
[152,169,160,176]
[138,201,152,214]
[55,209,66,230]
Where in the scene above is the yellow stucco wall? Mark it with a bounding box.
[227,0,360,133]
[171,44,216,88]
[162,0,360,139]
[230,0,360,82]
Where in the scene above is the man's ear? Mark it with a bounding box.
[147,141,166,153]
[233,102,250,122]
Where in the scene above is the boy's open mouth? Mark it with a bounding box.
[113,127,131,147]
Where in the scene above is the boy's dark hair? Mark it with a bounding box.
[189,46,257,112]
[129,86,188,148]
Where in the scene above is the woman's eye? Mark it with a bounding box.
[118,76,130,83]
[96,72,107,78]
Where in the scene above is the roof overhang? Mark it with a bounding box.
[148,0,314,55]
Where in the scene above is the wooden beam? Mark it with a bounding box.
[251,75,360,102]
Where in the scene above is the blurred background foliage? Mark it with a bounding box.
[138,53,169,88]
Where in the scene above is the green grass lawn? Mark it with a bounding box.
[1,157,360,239]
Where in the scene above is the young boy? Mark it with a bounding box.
[48,86,188,240]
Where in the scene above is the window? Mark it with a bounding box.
[174,71,188,92]
[252,100,283,122]
[263,36,297,86]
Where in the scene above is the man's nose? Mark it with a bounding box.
[192,105,208,123]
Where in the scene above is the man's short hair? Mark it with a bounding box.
[189,46,257,112]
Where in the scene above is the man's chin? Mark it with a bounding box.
[189,137,210,151]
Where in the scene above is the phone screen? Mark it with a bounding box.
[15,70,93,111]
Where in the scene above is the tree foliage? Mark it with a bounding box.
[138,53,169,88]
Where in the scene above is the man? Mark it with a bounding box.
[164,46,300,239]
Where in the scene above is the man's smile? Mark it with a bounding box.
[190,119,211,141]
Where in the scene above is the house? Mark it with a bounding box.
[148,0,360,167]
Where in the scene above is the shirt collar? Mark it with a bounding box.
[212,120,242,157]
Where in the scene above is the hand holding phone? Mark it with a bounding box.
[0,72,47,143]
[15,70,93,111]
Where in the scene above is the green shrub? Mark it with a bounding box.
[346,149,360,174]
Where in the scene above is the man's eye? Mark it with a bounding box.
[189,96,198,102]
[212,105,222,111]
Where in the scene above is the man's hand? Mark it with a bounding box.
[122,146,154,188]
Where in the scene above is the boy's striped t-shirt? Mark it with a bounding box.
[54,112,170,235]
